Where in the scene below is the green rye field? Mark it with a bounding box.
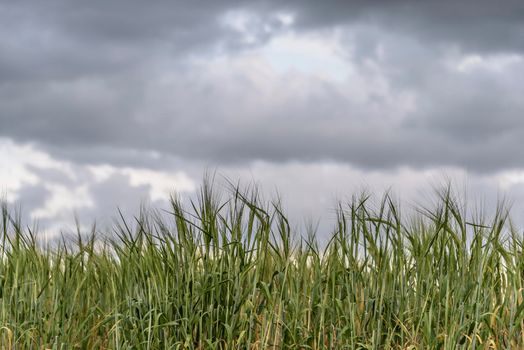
[1,181,524,349]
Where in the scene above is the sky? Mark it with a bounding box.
[2,0,524,238]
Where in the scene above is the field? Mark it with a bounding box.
[1,181,524,349]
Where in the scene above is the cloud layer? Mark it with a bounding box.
[2,1,524,234]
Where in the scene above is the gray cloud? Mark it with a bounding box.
[287,0,524,53]
[15,185,51,215]
[1,1,524,173]
[79,172,158,222]
[0,0,278,83]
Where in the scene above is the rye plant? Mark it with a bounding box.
[0,180,524,349]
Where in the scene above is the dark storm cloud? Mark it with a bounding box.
[0,0,279,82]
[288,0,524,52]
[1,0,524,172]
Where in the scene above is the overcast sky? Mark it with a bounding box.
[2,0,524,237]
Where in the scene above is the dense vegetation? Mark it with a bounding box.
[1,180,524,349]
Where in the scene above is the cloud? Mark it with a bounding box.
[287,0,524,53]
[6,137,524,240]
[1,15,523,173]
[0,138,196,237]
[2,1,524,172]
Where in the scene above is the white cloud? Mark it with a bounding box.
[31,184,94,220]
[259,31,350,81]
[122,167,196,201]
[88,164,196,201]
[87,164,117,183]
[4,135,524,239]
[219,9,294,46]
[0,138,75,201]
[496,170,524,190]
[452,53,523,73]
[1,138,197,237]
